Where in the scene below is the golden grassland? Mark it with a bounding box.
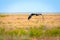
[0,13,60,40]
[0,14,60,30]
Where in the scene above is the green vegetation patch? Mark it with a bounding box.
[45,27,60,37]
[0,26,60,40]
[29,27,43,37]
[0,28,5,35]
[5,29,28,36]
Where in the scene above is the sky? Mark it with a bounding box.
[0,0,60,14]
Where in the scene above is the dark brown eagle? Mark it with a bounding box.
[28,13,42,20]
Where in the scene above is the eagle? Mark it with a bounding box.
[28,13,42,20]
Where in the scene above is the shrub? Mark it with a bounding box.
[0,28,5,35]
[5,29,27,36]
[5,30,16,37]
[45,28,60,37]
[18,29,27,36]
[0,28,5,40]
[29,27,43,37]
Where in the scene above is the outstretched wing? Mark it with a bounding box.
[28,13,42,20]
[28,14,34,20]
[28,15,31,20]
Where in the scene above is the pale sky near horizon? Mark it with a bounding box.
[0,0,60,14]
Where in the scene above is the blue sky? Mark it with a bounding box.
[0,0,60,13]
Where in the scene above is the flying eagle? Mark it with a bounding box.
[28,13,42,20]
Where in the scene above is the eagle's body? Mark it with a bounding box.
[28,13,42,20]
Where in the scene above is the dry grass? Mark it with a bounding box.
[0,13,60,40]
[0,14,60,30]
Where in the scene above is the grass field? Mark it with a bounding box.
[0,13,60,40]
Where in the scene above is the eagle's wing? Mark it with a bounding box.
[28,15,31,20]
[28,14,34,20]
[28,13,42,20]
